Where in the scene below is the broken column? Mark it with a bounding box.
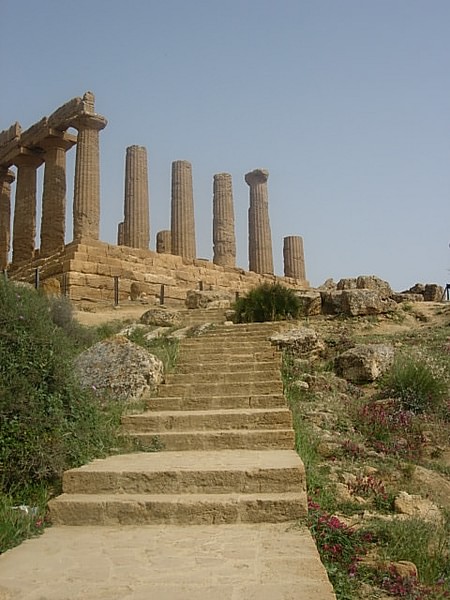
[0,168,15,270]
[12,152,43,264]
[171,160,196,259]
[40,134,75,256]
[283,235,306,280]
[213,173,236,267]
[245,168,274,275]
[71,93,107,240]
[156,230,172,254]
[117,221,124,246]
[123,145,150,249]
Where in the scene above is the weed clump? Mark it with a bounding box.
[233,283,301,323]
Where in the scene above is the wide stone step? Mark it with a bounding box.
[122,408,292,433]
[49,491,307,525]
[175,360,279,375]
[60,450,305,495]
[157,380,281,398]
[165,369,281,384]
[177,351,280,364]
[180,341,274,351]
[147,393,287,411]
[128,429,295,451]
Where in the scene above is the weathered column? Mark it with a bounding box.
[40,136,74,256]
[283,235,306,280]
[156,230,172,254]
[245,168,274,275]
[72,112,107,240]
[12,153,43,264]
[117,221,124,245]
[213,173,236,267]
[171,160,196,259]
[0,168,15,270]
[123,145,150,249]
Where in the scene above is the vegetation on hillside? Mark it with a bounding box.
[233,282,302,323]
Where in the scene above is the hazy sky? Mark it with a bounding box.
[1,0,450,290]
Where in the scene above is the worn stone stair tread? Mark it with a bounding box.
[165,370,281,383]
[147,394,287,410]
[126,407,290,418]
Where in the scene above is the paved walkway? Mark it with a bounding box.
[0,523,335,599]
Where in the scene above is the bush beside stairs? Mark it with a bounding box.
[49,322,307,526]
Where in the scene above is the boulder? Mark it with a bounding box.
[185,289,233,309]
[294,290,322,316]
[270,327,325,358]
[337,277,358,290]
[411,466,450,509]
[356,275,392,298]
[341,289,397,316]
[130,282,141,301]
[40,277,61,296]
[140,307,183,327]
[394,491,442,523]
[424,284,444,302]
[74,336,164,401]
[405,283,425,295]
[320,290,343,315]
[335,343,395,383]
[391,293,424,303]
[318,278,336,290]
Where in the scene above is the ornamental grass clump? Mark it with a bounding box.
[233,282,302,323]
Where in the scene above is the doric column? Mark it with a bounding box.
[123,145,150,249]
[0,168,15,270]
[245,168,274,275]
[12,153,43,264]
[72,113,107,240]
[156,230,172,254]
[213,173,236,267]
[117,221,124,245]
[40,135,75,256]
[283,235,306,280]
[170,160,196,259]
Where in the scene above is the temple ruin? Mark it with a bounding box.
[0,93,309,305]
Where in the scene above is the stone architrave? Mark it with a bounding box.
[40,134,75,257]
[12,152,43,264]
[0,168,15,270]
[71,94,107,241]
[123,145,150,249]
[283,236,306,280]
[156,230,172,254]
[245,168,274,275]
[171,160,196,259]
[213,173,236,267]
[117,222,124,246]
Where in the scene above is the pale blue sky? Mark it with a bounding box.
[1,0,450,290]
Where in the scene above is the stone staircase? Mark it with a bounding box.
[49,322,307,526]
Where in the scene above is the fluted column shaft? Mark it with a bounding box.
[123,145,150,249]
[171,160,196,259]
[245,169,274,275]
[156,230,172,254]
[213,173,236,267]
[72,114,107,240]
[40,137,72,256]
[283,235,306,280]
[0,168,15,270]
[12,154,43,264]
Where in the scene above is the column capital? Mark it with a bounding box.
[245,168,269,186]
[71,113,107,132]
[13,149,44,169]
[40,130,77,153]
[0,167,15,185]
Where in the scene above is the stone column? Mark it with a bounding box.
[123,145,150,249]
[213,173,236,267]
[171,160,196,259]
[245,168,274,275]
[156,230,171,254]
[117,221,124,245]
[283,235,306,280]
[72,113,107,241]
[40,136,73,256]
[0,168,15,270]
[12,153,43,264]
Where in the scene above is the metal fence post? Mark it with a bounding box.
[113,276,119,306]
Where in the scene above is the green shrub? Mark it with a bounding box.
[233,283,301,323]
[0,280,125,492]
[380,353,448,414]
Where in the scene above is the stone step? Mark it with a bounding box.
[49,491,307,526]
[60,450,305,495]
[175,360,279,374]
[122,408,292,433]
[177,351,280,364]
[165,369,281,384]
[128,429,295,451]
[180,341,275,351]
[146,393,287,411]
[157,380,281,398]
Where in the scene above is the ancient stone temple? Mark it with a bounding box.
[156,230,172,254]
[245,168,274,275]
[283,235,306,280]
[122,145,150,249]
[171,160,196,260]
[213,173,236,267]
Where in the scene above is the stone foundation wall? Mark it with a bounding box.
[9,240,309,307]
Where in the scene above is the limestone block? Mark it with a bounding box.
[40,277,61,296]
[185,290,233,309]
[270,328,325,358]
[391,293,424,303]
[394,491,441,523]
[356,275,393,298]
[341,289,397,316]
[424,284,444,302]
[337,278,357,290]
[320,290,343,315]
[335,344,395,383]
[295,291,322,316]
[144,273,176,286]
[140,308,183,327]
